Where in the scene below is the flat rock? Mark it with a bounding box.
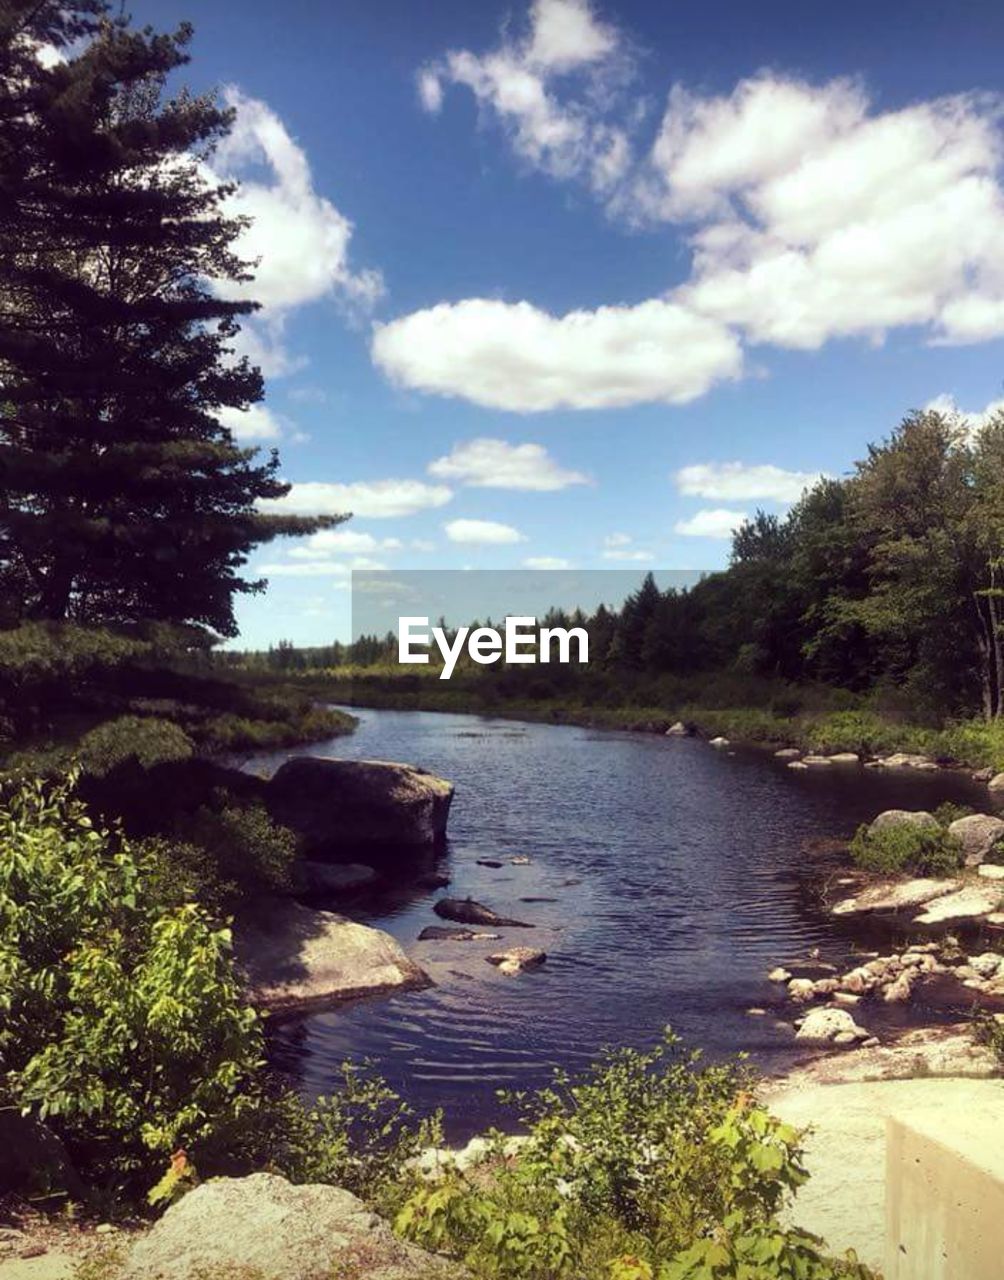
[913,884,1001,924]
[868,809,940,836]
[795,1008,869,1044]
[486,947,547,975]
[417,926,500,942]
[433,897,535,928]
[828,752,860,764]
[121,1172,462,1280]
[979,863,1004,880]
[831,878,960,916]
[774,748,801,759]
[236,901,428,1014]
[988,772,1004,793]
[874,753,939,771]
[948,814,1004,865]
[788,761,809,770]
[802,755,833,766]
[267,757,454,860]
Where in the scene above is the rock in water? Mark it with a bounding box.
[267,757,454,861]
[296,861,378,895]
[122,1172,462,1280]
[486,947,547,974]
[418,926,500,941]
[236,901,429,1014]
[433,897,535,928]
[948,813,1004,865]
[665,721,690,736]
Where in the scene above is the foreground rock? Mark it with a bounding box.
[949,813,1004,865]
[831,877,960,916]
[267,758,454,861]
[122,1173,462,1280]
[433,897,535,928]
[486,947,546,974]
[237,901,428,1013]
[794,1008,869,1045]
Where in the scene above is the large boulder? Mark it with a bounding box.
[267,757,454,861]
[867,809,940,836]
[948,814,1004,865]
[795,1008,869,1045]
[236,901,428,1014]
[122,1173,462,1280]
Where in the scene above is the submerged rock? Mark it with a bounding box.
[237,901,428,1014]
[418,926,500,942]
[476,859,503,868]
[122,1173,461,1280]
[267,757,454,861]
[486,947,547,975]
[296,861,378,896]
[949,813,1004,865]
[433,897,535,928]
[774,748,801,759]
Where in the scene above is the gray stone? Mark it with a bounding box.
[774,748,801,759]
[948,814,1004,865]
[267,757,454,860]
[913,884,1002,925]
[868,809,940,836]
[486,947,547,975]
[828,752,860,765]
[979,863,1004,880]
[665,721,689,736]
[236,901,428,1014]
[297,861,378,895]
[122,1172,462,1280]
[709,736,729,748]
[988,772,1004,793]
[875,753,939,771]
[795,1008,869,1044]
[831,877,960,917]
[433,898,535,928]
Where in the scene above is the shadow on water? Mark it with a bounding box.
[250,708,995,1141]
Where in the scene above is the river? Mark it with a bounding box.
[251,707,989,1140]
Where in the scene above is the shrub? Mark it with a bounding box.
[77,715,195,776]
[848,823,963,877]
[395,1031,876,1280]
[177,790,298,904]
[933,801,974,828]
[0,773,263,1197]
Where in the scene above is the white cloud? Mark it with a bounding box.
[418,0,632,194]
[216,403,285,441]
[523,556,572,569]
[211,89,383,374]
[415,5,1004,391]
[600,532,651,560]
[924,393,1004,431]
[260,479,453,519]
[675,461,823,503]
[257,556,388,578]
[603,532,632,547]
[373,297,742,411]
[674,508,747,538]
[288,529,402,560]
[428,438,589,489]
[444,518,527,545]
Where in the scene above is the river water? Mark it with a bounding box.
[252,707,989,1139]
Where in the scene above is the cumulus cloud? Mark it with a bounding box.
[216,403,286,441]
[409,4,1004,406]
[675,461,823,503]
[523,555,572,569]
[674,508,747,538]
[428,438,589,489]
[288,529,402,560]
[417,0,632,194]
[260,479,453,519]
[924,392,1004,430]
[373,298,742,411]
[211,89,383,378]
[444,518,527,544]
[257,555,388,578]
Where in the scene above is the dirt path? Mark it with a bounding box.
[766,1076,1004,1270]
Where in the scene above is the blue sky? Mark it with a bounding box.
[133,0,1004,647]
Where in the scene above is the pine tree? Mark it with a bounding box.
[0,2,341,638]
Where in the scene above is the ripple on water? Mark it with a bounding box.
[257,709,988,1140]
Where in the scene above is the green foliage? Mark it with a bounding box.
[0,774,263,1196]
[848,823,963,877]
[933,801,974,827]
[77,716,195,777]
[662,1217,874,1279]
[974,1013,1004,1067]
[395,1032,873,1280]
[177,791,297,904]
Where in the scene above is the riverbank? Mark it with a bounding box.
[288,668,1004,774]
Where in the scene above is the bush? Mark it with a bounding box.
[77,715,195,776]
[395,1031,876,1280]
[0,774,263,1197]
[933,801,974,828]
[848,823,963,877]
[176,790,298,905]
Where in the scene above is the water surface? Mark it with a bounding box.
[251,708,988,1138]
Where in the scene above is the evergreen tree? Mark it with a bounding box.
[0,2,341,637]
